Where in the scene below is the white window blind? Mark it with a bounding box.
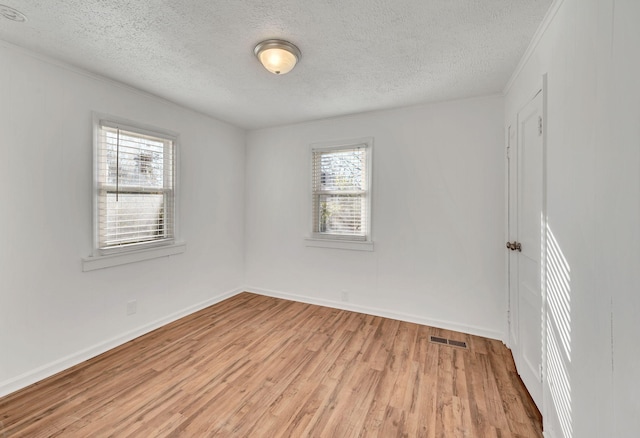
[96,121,175,251]
[312,144,370,241]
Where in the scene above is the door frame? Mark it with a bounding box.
[505,120,518,351]
[540,73,550,427]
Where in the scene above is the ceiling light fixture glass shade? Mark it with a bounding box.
[254,39,301,75]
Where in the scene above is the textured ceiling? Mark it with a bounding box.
[0,0,551,129]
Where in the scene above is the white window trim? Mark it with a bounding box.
[82,242,186,271]
[304,237,374,251]
[306,137,374,251]
[83,113,184,271]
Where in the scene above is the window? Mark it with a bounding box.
[311,139,372,243]
[94,119,176,254]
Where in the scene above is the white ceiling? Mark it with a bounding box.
[0,0,552,129]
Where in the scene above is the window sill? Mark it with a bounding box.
[304,238,374,252]
[82,242,186,271]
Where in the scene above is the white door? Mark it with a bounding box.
[508,90,544,410]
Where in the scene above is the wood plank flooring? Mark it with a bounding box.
[0,292,542,437]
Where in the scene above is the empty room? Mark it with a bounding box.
[0,0,638,437]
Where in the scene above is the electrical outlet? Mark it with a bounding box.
[127,300,137,316]
[341,290,349,302]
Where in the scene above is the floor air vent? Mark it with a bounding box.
[429,335,468,349]
[430,336,448,345]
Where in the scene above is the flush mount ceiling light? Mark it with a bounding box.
[0,4,27,22]
[254,39,301,75]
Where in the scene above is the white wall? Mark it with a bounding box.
[606,1,640,436]
[0,42,246,396]
[245,96,506,340]
[505,0,640,436]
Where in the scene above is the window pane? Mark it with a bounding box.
[315,194,365,236]
[102,128,168,189]
[97,121,176,251]
[313,148,366,192]
[311,141,370,240]
[101,192,168,246]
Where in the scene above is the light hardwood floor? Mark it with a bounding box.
[0,292,542,437]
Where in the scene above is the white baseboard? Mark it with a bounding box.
[245,286,504,342]
[0,287,243,398]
